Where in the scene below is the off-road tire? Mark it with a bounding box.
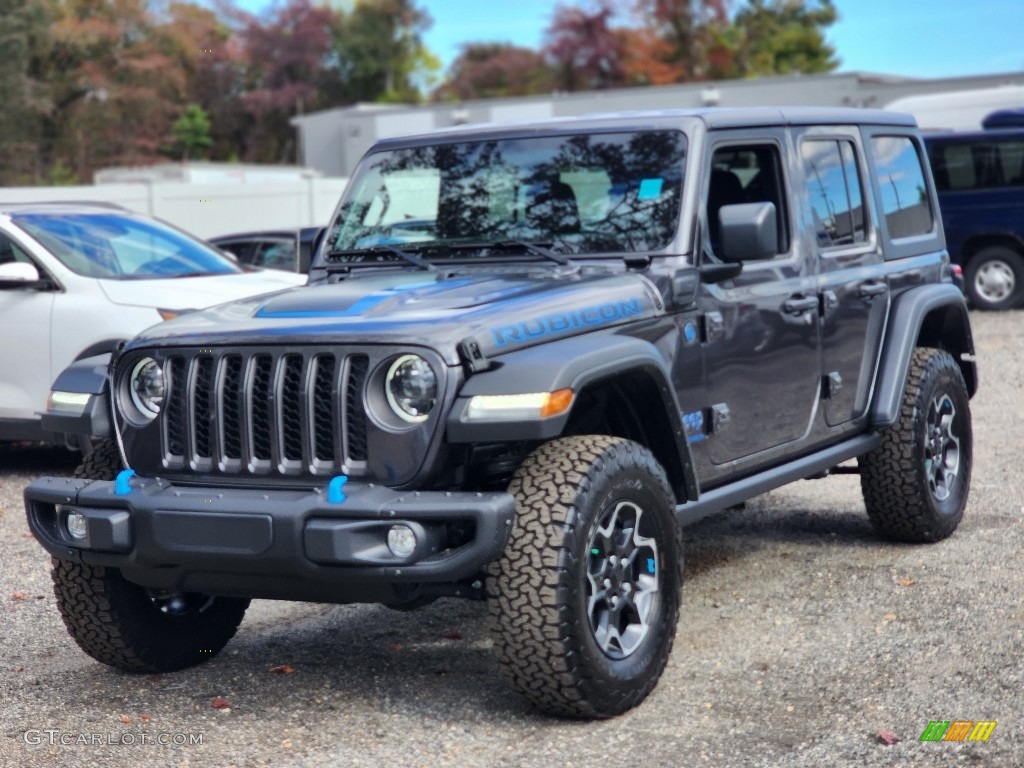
[71,437,121,479]
[964,245,1024,311]
[859,347,972,543]
[487,435,681,718]
[54,437,249,673]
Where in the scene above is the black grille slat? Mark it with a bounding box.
[165,357,186,458]
[279,355,305,464]
[312,355,336,462]
[191,357,215,460]
[156,348,378,478]
[346,355,369,462]
[220,355,244,462]
[250,355,273,463]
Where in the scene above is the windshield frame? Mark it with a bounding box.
[317,126,690,269]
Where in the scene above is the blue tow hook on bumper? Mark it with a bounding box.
[23,475,516,598]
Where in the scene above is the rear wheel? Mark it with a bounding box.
[859,348,972,542]
[53,438,249,672]
[964,246,1024,310]
[488,435,681,718]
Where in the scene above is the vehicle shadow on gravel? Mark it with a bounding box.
[0,442,79,475]
[681,497,886,581]
[105,599,546,724]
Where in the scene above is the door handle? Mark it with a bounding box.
[782,295,818,315]
[858,281,887,299]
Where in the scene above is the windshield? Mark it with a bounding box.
[13,212,243,280]
[325,130,687,260]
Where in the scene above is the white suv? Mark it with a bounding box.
[0,202,306,446]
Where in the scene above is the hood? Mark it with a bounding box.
[98,270,307,310]
[127,268,664,364]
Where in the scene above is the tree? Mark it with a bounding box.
[0,0,52,183]
[330,0,437,104]
[35,0,191,180]
[732,0,839,76]
[543,0,630,92]
[434,43,554,101]
[629,0,734,82]
[162,1,249,163]
[239,0,340,162]
[171,103,212,160]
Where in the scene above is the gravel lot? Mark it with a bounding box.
[1,310,1022,768]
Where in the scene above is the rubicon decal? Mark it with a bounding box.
[489,297,645,347]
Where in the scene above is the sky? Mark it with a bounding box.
[230,0,1024,81]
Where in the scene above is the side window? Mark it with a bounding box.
[706,143,789,257]
[0,234,33,266]
[255,240,297,271]
[870,136,934,239]
[931,139,1024,191]
[800,139,867,248]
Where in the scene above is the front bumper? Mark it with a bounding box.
[25,476,515,604]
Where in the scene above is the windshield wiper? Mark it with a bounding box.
[450,239,580,272]
[326,243,435,272]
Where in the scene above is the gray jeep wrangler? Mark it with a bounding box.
[25,108,976,718]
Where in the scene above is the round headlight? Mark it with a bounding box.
[128,357,165,420]
[385,354,436,423]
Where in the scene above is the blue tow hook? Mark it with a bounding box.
[327,475,349,504]
[114,469,136,496]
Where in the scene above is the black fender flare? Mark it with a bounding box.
[447,333,698,501]
[40,353,113,439]
[869,283,977,427]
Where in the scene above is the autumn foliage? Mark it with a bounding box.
[0,0,839,185]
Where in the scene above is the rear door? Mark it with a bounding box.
[794,126,888,426]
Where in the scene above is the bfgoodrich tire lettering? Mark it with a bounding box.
[487,435,681,718]
[54,438,249,673]
[859,348,972,543]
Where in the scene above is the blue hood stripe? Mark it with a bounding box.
[255,279,442,319]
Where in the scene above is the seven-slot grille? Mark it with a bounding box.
[158,349,369,477]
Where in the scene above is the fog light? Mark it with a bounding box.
[387,524,417,558]
[65,511,87,541]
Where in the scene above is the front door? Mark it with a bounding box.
[698,132,822,466]
[0,234,55,421]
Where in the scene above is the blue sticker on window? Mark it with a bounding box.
[638,178,664,200]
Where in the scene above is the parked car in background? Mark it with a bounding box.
[210,226,325,273]
[0,202,306,448]
[924,124,1024,310]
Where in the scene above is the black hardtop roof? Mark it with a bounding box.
[369,106,918,151]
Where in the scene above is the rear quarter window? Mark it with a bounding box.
[869,135,935,240]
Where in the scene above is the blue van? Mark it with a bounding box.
[925,116,1024,310]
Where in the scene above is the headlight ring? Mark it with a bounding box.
[384,354,437,423]
[126,357,165,421]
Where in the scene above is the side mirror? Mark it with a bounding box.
[718,202,778,264]
[0,261,42,288]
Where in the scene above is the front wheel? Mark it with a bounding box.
[487,435,681,718]
[859,348,972,543]
[54,438,249,672]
